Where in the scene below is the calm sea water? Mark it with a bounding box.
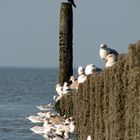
[0,67,58,140]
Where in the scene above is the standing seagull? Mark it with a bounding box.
[56,84,63,96]
[99,43,119,62]
[77,66,87,84]
[105,54,117,67]
[68,0,76,8]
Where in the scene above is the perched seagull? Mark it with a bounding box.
[49,115,65,125]
[56,84,63,96]
[78,66,85,76]
[36,103,54,111]
[45,111,57,119]
[105,54,117,67]
[99,43,119,62]
[54,120,76,135]
[43,129,64,140]
[51,127,66,140]
[63,82,72,94]
[26,115,44,123]
[77,66,87,84]
[69,120,76,133]
[68,0,76,8]
[69,76,77,84]
[43,119,54,131]
[77,74,87,84]
[30,126,50,134]
[85,64,102,75]
[37,112,50,118]
[69,76,78,89]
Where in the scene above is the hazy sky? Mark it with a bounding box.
[0,0,140,68]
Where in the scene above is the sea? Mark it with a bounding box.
[0,67,64,140]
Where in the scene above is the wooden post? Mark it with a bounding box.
[59,3,73,85]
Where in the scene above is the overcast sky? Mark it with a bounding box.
[0,0,140,68]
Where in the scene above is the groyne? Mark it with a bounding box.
[56,41,140,140]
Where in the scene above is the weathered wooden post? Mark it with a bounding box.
[59,2,73,85]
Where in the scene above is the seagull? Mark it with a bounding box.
[43,118,54,131]
[68,0,76,8]
[54,120,76,136]
[30,126,50,134]
[77,73,87,84]
[45,111,57,119]
[63,82,72,94]
[69,76,77,84]
[43,129,64,140]
[105,53,117,67]
[36,103,54,111]
[69,120,76,133]
[37,112,50,118]
[78,66,85,75]
[43,119,73,140]
[26,115,44,123]
[56,84,63,96]
[99,43,119,62]
[48,115,66,125]
[85,64,102,75]
[77,66,87,84]
[69,76,78,89]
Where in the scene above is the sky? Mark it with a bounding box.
[0,0,140,68]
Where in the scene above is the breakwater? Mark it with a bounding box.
[56,40,140,140]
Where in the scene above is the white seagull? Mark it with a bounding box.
[30,126,50,134]
[36,103,54,111]
[77,74,87,84]
[37,112,50,118]
[78,66,85,76]
[43,129,64,140]
[26,115,44,123]
[54,120,76,134]
[85,64,102,75]
[99,43,119,62]
[43,118,54,132]
[69,76,78,89]
[63,82,72,94]
[77,66,87,84]
[105,53,117,67]
[56,84,63,96]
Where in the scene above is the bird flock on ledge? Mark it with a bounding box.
[26,44,119,140]
[54,43,119,102]
[26,103,76,140]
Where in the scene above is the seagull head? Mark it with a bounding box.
[78,66,85,75]
[100,43,108,49]
[63,82,69,87]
